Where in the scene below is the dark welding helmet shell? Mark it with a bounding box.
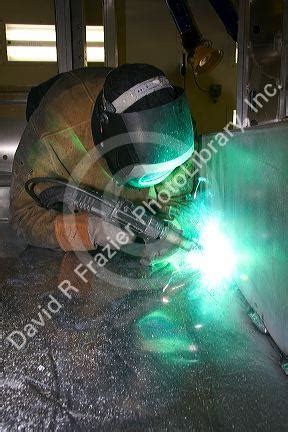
[96,87,194,188]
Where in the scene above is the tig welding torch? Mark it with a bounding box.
[25,177,198,252]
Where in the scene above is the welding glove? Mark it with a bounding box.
[141,196,201,268]
[88,215,135,249]
[141,236,181,267]
[157,195,201,241]
[54,213,135,251]
[157,195,193,218]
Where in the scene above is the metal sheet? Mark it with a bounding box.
[0,186,10,221]
[0,105,26,172]
[236,0,251,127]
[237,0,287,125]
[0,98,26,220]
[1,240,287,430]
[202,122,288,355]
[280,0,288,119]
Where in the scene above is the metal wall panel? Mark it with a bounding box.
[0,186,10,220]
[0,99,26,220]
[0,109,26,172]
[237,0,287,126]
[202,122,288,355]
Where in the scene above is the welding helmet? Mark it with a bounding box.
[92,64,194,188]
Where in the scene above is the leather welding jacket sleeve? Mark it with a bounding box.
[10,67,152,250]
[10,68,112,250]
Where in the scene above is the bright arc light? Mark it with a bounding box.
[186,218,237,288]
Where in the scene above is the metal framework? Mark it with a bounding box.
[54,0,87,73]
[279,0,288,119]
[236,0,251,127]
[103,0,118,68]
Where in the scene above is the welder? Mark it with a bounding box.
[10,64,196,256]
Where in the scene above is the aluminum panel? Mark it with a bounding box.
[202,122,288,355]
[0,186,10,221]
[237,0,287,125]
[0,104,26,172]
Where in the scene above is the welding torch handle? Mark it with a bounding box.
[25,178,194,251]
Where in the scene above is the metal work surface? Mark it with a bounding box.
[1,224,287,431]
[202,122,288,356]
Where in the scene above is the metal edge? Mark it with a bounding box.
[54,0,73,73]
[279,0,288,119]
[103,0,118,68]
[236,0,251,127]
[70,0,87,69]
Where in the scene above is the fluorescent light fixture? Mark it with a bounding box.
[7,46,57,62]
[5,24,104,63]
[6,24,56,42]
[86,46,105,62]
[86,26,104,43]
[86,26,105,62]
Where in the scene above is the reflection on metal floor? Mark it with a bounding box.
[1,225,287,431]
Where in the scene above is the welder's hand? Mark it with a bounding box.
[156,195,194,222]
[156,196,201,242]
[141,236,181,267]
[54,213,135,252]
[88,215,135,249]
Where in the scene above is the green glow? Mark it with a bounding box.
[185,218,237,288]
[127,169,174,188]
[164,193,238,293]
[137,308,199,365]
[69,132,88,154]
[136,205,239,366]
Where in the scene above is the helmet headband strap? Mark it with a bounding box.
[104,76,173,114]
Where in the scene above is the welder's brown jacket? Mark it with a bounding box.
[10,67,194,251]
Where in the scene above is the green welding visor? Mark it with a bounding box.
[101,88,195,188]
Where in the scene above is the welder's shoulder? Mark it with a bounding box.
[71,66,112,99]
[31,67,111,137]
